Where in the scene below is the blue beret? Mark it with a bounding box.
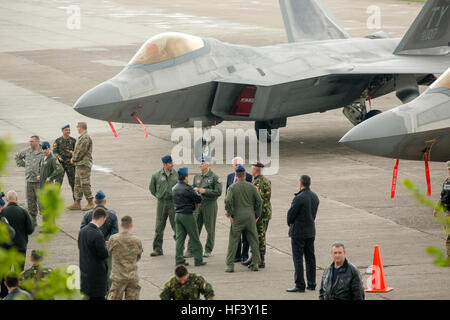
[236,165,245,173]
[61,124,70,130]
[0,198,5,207]
[95,190,106,200]
[41,141,51,150]
[178,167,188,176]
[161,155,173,163]
[201,156,212,163]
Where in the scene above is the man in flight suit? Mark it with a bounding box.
[224,165,262,272]
[186,156,222,258]
[149,155,178,256]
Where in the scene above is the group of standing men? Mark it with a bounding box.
[14,122,95,229]
[148,155,272,272]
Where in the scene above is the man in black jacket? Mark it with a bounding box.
[80,190,118,241]
[226,157,252,263]
[173,167,206,267]
[319,243,365,300]
[80,190,118,293]
[0,190,34,298]
[286,175,319,293]
[78,207,109,300]
[1,191,34,263]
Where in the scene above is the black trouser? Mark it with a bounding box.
[0,280,7,298]
[235,231,249,261]
[291,237,316,290]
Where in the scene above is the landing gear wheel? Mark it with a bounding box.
[194,127,212,162]
[363,109,382,121]
[194,138,210,162]
[255,121,278,143]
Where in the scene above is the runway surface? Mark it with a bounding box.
[0,0,448,299]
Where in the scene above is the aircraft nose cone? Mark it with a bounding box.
[73,82,122,119]
[339,110,409,157]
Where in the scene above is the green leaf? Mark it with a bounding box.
[402,179,449,268]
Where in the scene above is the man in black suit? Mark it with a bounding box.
[0,190,34,298]
[78,207,109,300]
[286,175,319,293]
[226,157,252,263]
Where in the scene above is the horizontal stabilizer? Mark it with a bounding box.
[279,0,350,42]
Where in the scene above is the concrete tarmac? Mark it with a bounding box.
[0,0,449,300]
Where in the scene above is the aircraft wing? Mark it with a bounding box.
[215,53,449,88]
[325,55,450,75]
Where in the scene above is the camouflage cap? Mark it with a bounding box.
[251,161,265,168]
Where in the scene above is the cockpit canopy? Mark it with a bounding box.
[129,32,205,66]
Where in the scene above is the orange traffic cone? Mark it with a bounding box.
[365,245,394,293]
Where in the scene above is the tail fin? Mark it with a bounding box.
[394,0,450,55]
[279,0,350,42]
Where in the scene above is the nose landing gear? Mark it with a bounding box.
[343,97,382,125]
[255,118,285,142]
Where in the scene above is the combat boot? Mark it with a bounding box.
[67,200,81,210]
[176,260,188,266]
[250,265,259,272]
[225,267,234,273]
[259,255,265,268]
[82,199,94,211]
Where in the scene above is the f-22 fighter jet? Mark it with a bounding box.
[74,0,450,142]
[340,68,450,162]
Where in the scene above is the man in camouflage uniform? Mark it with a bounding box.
[250,161,272,269]
[53,124,76,197]
[37,141,64,189]
[15,135,44,227]
[107,216,143,300]
[186,156,222,258]
[434,160,450,259]
[21,250,52,281]
[68,122,94,211]
[224,165,262,272]
[149,155,178,256]
[160,265,214,300]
